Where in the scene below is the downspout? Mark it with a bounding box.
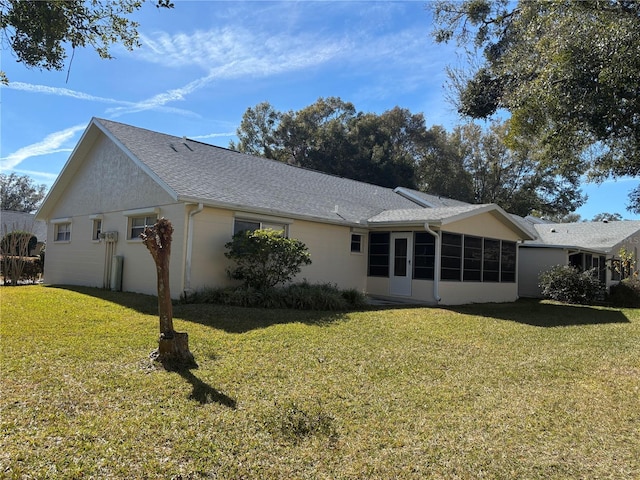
[424,223,441,303]
[184,203,204,295]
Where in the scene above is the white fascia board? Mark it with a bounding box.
[122,206,161,217]
[520,243,608,255]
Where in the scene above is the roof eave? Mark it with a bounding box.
[177,195,366,228]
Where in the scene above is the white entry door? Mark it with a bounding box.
[390,232,412,296]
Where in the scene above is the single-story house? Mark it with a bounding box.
[516,216,640,297]
[1,210,47,255]
[36,118,536,305]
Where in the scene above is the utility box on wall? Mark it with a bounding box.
[110,255,124,291]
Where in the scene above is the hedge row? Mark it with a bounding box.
[0,256,43,285]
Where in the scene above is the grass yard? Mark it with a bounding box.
[1,286,639,479]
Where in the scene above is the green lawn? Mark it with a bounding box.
[1,286,639,479]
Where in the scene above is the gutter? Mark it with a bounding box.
[424,223,441,303]
[184,202,204,294]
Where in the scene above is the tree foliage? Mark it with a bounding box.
[452,121,584,216]
[0,0,173,82]
[232,98,583,217]
[591,212,623,222]
[224,229,312,291]
[0,173,47,213]
[431,0,640,212]
[231,98,421,189]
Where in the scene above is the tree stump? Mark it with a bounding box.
[141,218,196,368]
[154,331,196,367]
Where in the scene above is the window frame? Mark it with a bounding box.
[368,232,390,277]
[413,232,435,280]
[54,222,72,242]
[500,241,517,283]
[128,215,158,240]
[92,218,103,241]
[441,232,462,281]
[232,217,288,237]
[463,235,483,282]
[350,233,363,254]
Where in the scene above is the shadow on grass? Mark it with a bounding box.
[47,285,350,333]
[46,285,630,330]
[446,298,630,327]
[154,357,237,408]
[176,367,237,408]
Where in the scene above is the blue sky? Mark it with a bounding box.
[1,0,637,220]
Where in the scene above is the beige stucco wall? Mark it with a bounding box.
[42,134,187,296]
[51,135,176,217]
[518,247,567,298]
[439,281,518,305]
[187,208,368,292]
[445,211,523,241]
[290,220,367,290]
[44,204,187,297]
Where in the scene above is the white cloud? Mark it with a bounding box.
[0,124,86,171]
[190,132,236,140]
[7,82,199,118]
[137,27,348,75]
[6,82,129,105]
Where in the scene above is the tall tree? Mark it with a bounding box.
[0,0,173,82]
[431,0,640,212]
[0,173,47,213]
[229,101,282,160]
[453,121,585,216]
[231,98,420,189]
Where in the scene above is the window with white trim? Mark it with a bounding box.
[350,233,363,253]
[55,222,71,242]
[233,218,287,236]
[129,215,157,239]
[92,219,102,241]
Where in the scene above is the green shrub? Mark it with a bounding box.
[225,229,312,290]
[0,255,42,285]
[539,265,604,305]
[608,277,640,307]
[183,282,366,311]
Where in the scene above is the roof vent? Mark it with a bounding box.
[182,136,194,151]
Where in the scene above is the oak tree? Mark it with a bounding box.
[431,0,640,212]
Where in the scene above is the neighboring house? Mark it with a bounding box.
[1,210,47,255]
[36,118,535,305]
[517,217,640,297]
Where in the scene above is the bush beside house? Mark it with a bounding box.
[539,265,604,305]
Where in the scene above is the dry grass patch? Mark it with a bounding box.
[1,285,639,478]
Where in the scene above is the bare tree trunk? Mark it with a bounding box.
[141,218,195,367]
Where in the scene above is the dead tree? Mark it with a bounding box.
[140,218,195,367]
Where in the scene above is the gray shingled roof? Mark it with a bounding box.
[368,205,491,224]
[97,118,436,225]
[525,221,640,252]
[393,187,471,208]
[0,210,47,241]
